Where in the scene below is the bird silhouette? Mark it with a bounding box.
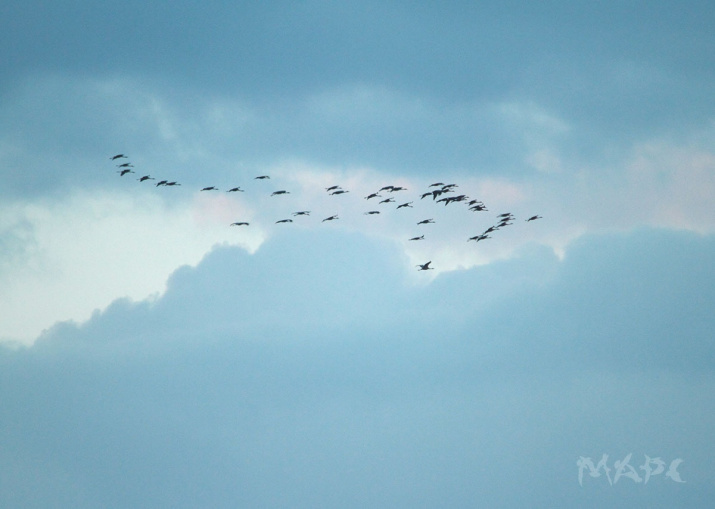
[138,175,155,182]
[117,169,135,176]
[271,190,290,196]
[254,175,270,180]
[364,210,380,215]
[397,202,413,209]
[292,211,310,216]
[526,215,542,221]
[409,235,425,241]
[110,154,127,160]
[201,186,218,191]
[230,222,250,226]
[365,193,381,200]
[227,187,244,192]
[417,219,435,225]
[275,219,293,224]
[416,261,434,271]
[322,215,339,222]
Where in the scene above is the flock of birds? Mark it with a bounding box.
[109,153,542,271]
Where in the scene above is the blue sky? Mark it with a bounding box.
[1,2,714,507]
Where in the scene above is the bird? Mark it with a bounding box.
[429,182,444,187]
[116,162,134,168]
[526,215,542,222]
[325,185,341,192]
[226,187,244,192]
[254,175,270,179]
[138,175,155,182]
[397,202,413,209]
[417,219,435,225]
[389,186,407,192]
[420,192,433,200]
[230,222,249,226]
[379,185,395,192]
[364,210,380,215]
[330,190,349,195]
[165,181,181,186]
[292,211,310,216]
[271,190,289,196]
[365,193,381,200]
[117,169,135,176]
[201,186,218,191]
[275,219,293,224]
[409,235,424,241]
[110,154,127,160]
[322,215,339,222]
[156,180,168,186]
[416,261,434,271]
[379,197,395,204]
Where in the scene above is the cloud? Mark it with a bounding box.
[2,227,714,507]
[0,188,264,345]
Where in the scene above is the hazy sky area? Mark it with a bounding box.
[1,2,714,507]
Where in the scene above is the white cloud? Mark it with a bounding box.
[0,188,265,345]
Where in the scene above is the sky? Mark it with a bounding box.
[1,1,714,507]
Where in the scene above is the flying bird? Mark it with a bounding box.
[110,154,127,160]
[379,197,395,204]
[330,190,349,195]
[292,211,310,216]
[322,215,339,222]
[325,185,341,192]
[271,190,290,196]
[275,219,293,224]
[364,210,380,215]
[201,186,218,191]
[365,193,381,200]
[165,181,181,186]
[416,261,434,271]
[526,215,542,222]
[117,169,134,176]
[226,187,244,192]
[254,175,270,179]
[138,175,155,182]
[409,235,425,241]
[156,180,168,186]
[230,222,249,226]
[116,162,134,168]
[397,202,413,209]
[417,219,435,225]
